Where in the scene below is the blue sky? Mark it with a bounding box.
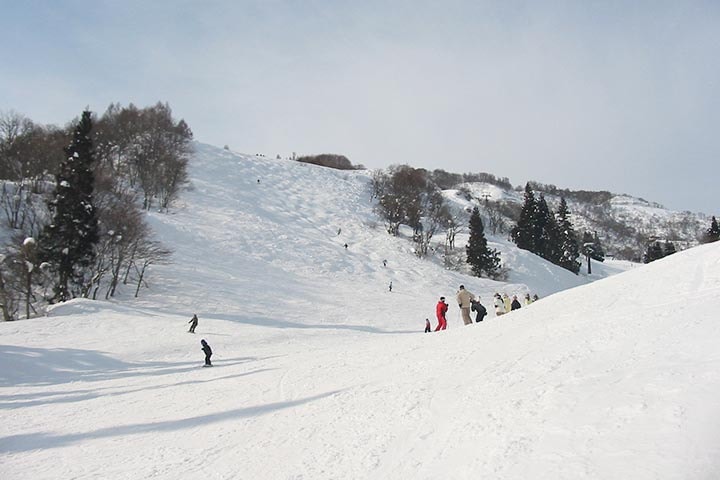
[1,0,718,213]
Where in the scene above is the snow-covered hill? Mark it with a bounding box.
[2,143,719,479]
[451,180,709,261]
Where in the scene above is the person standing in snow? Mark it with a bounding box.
[471,298,487,322]
[424,318,432,333]
[434,297,449,331]
[188,314,199,333]
[511,295,522,311]
[524,293,533,305]
[388,281,393,292]
[456,285,476,326]
[494,293,506,316]
[502,293,512,313]
[200,339,213,366]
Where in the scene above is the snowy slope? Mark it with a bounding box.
[1,144,719,480]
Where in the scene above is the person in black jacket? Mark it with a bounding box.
[188,314,198,333]
[511,295,522,311]
[200,339,213,366]
[471,298,487,322]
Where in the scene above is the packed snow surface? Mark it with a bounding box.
[2,144,719,479]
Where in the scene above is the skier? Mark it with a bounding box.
[456,285,476,326]
[424,318,431,333]
[344,243,348,249]
[511,295,522,311]
[434,296,449,331]
[383,259,387,267]
[388,281,393,292]
[188,314,198,333]
[494,293,506,316]
[532,294,540,302]
[200,339,213,367]
[471,298,487,322]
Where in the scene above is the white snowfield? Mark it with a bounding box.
[1,144,719,479]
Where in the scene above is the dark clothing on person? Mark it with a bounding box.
[424,318,431,333]
[471,300,487,322]
[201,339,212,366]
[511,299,522,311]
[188,314,198,333]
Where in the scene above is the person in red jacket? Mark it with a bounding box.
[434,296,449,331]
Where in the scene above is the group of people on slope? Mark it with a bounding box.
[493,292,539,316]
[427,286,540,332]
[429,285,486,332]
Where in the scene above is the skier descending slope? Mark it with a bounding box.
[200,339,213,367]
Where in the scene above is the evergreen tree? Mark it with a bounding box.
[511,183,536,252]
[39,111,99,302]
[591,231,605,262]
[556,197,581,274]
[581,231,605,262]
[466,206,501,277]
[663,241,677,256]
[643,241,664,263]
[704,216,720,243]
[534,194,558,261]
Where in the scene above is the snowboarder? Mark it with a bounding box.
[471,298,487,323]
[188,314,198,333]
[200,339,213,366]
[494,293,506,316]
[434,297,449,331]
[424,318,431,333]
[511,295,522,311]
[388,281,393,292]
[456,285,476,326]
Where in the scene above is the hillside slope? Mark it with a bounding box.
[1,144,718,479]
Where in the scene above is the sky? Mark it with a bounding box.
[2,143,719,479]
[1,0,719,213]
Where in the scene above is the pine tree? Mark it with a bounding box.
[556,197,581,274]
[534,194,558,261]
[704,216,720,243]
[39,111,99,302]
[663,241,677,256]
[466,206,501,277]
[511,183,536,252]
[643,241,664,263]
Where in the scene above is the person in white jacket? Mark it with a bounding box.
[494,293,506,316]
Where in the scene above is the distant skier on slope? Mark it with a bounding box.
[424,318,431,333]
[201,339,213,367]
[434,296,449,331]
[188,314,199,333]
